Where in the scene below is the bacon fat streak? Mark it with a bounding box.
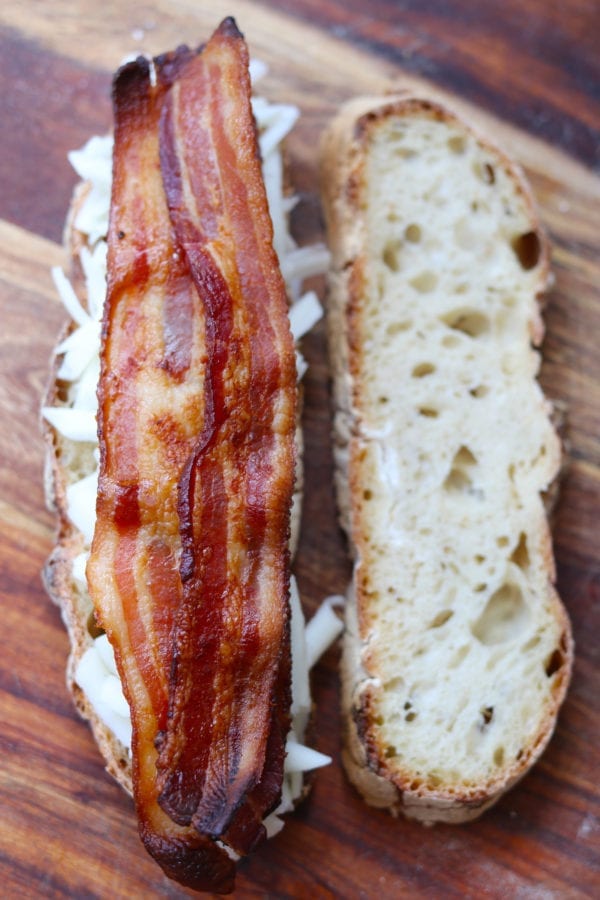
[86,18,296,893]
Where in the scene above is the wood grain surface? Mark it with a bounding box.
[1,1,598,898]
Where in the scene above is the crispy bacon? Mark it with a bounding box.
[87,18,295,893]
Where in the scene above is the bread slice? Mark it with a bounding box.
[320,95,573,823]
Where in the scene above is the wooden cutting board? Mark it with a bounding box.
[1,2,598,897]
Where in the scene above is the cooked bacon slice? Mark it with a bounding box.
[87,18,295,893]
[154,21,294,851]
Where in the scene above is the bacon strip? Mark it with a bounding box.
[154,22,294,848]
[87,18,295,892]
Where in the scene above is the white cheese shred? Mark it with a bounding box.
[289,290,326,342]
[51,266,90,327]
[41,407,97,443]
[65,471,98,544]
[305,595,345,669]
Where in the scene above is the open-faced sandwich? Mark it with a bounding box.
[42,18,341,893]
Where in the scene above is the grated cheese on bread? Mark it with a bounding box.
[319,95,573,823]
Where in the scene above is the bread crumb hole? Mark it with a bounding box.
[427,773,442,787]
[545,647,565,678]
[395,146,417,159]
[480,706,494,728]
[418,406,439,418]
[456,445,477,468]
[449,644,470,668]
[382,239,402,272]
[444,468,472,493]
[410,270,438,293]
[470,385,489,398]
[384,745,397,758]
[474,161,496,184]
[510,532,530,570]
[442,334,460,348]
[497,536,509,548]
[474,583,487,593]
[511,231,541,270]
[383,676,404,693]
[378,396,389,404]
[472,582,530,645]
[444,446,477,494]
[404,223,422,242]
[412,362,435,378]
[448,134,466,154]
[387,320,412,336]
[363,489,373,501]
[429,609,454,629]
[405,711,418,722]
[493,747,505,766]
[442,308,490,338]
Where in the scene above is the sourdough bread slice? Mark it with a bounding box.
[320,95,572,823]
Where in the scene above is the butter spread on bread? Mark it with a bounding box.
[320,95,572,824]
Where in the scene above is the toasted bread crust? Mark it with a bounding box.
[320,94,572,823]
